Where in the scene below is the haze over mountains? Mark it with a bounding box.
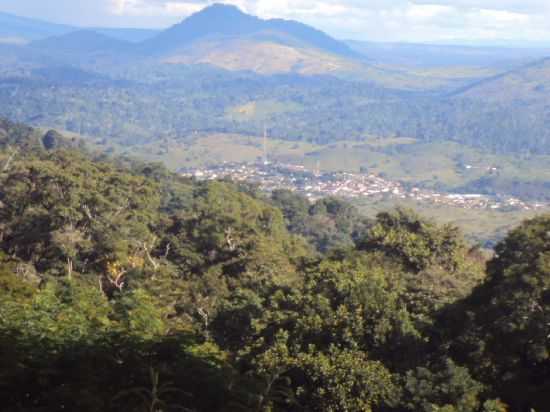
[2,3,549,76]
[33,30,134,55]
[17,4,364,76]
[346,40,550,69]
[0,11,159,43]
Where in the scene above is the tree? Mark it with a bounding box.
[444,215,550,411]
[42,130,63,150]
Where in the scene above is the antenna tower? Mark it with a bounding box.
[263,125,268,165]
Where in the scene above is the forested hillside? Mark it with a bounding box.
[1,63,549,156]
[1,120,549,411]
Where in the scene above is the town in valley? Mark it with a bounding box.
[181,161,548,212]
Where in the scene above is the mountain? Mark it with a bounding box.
[4,5,362,76]
[0,11,159,43]
[141,3,358,59]
[31,30,133,55]
[0,12,73,43]
[346,40,550,68]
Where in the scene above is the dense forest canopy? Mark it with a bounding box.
[1,120,549,411]
[1,67,549,156]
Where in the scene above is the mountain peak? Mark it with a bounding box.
[141,3,358,59]
[197,3,245,14]
[181,2,257,26]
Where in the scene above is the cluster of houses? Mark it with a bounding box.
[181,162,547,212]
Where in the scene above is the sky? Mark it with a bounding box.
[1,0,550,43]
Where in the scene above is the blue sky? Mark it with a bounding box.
[1,0,549,42]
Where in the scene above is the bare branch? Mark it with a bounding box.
[82,204,94,221]
[67,258,73,279]
[1,146,17,173]
[143,237,160,271]
[225,227,236,251]
[163,242,171,259]
[197,307,210,339]
[112,199,129,218]
[111,270,127,291]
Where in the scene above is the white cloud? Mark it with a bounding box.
[108,0,204,16]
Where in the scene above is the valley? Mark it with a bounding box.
[116,132,550,200]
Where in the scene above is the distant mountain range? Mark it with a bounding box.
[0,12,71,42]
[0,4,357,59]
[0,11,159,43]
[346,40,550,69]
[32,30,133,55]
[7,4,364,76]
[4,4,550,77]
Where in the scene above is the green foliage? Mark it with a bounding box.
[113,288,167,339]
[358,208,467,272]
[444,214,550,411]
[0,279,112,347]
[3,65,550,158]
[357,208,486,328]
[271,190,370,252]
[0,252,37,300]
[402,359,484,412]
[481,399,509,412]
[42,129,63,150]
[293,345,396,412]
[0,124,547,412]
[0,149,161,277]
[165,181,299,280]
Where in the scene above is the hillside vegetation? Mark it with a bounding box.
[1,120,549,412]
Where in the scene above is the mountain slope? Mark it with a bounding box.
[451,56,550,102]
[163,37,362,75]
[141,3,358,59]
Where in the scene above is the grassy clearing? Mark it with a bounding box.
[117,133,322,170]
[225,99,303,122]
[303,139,550,191]
[352,196,547,246]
